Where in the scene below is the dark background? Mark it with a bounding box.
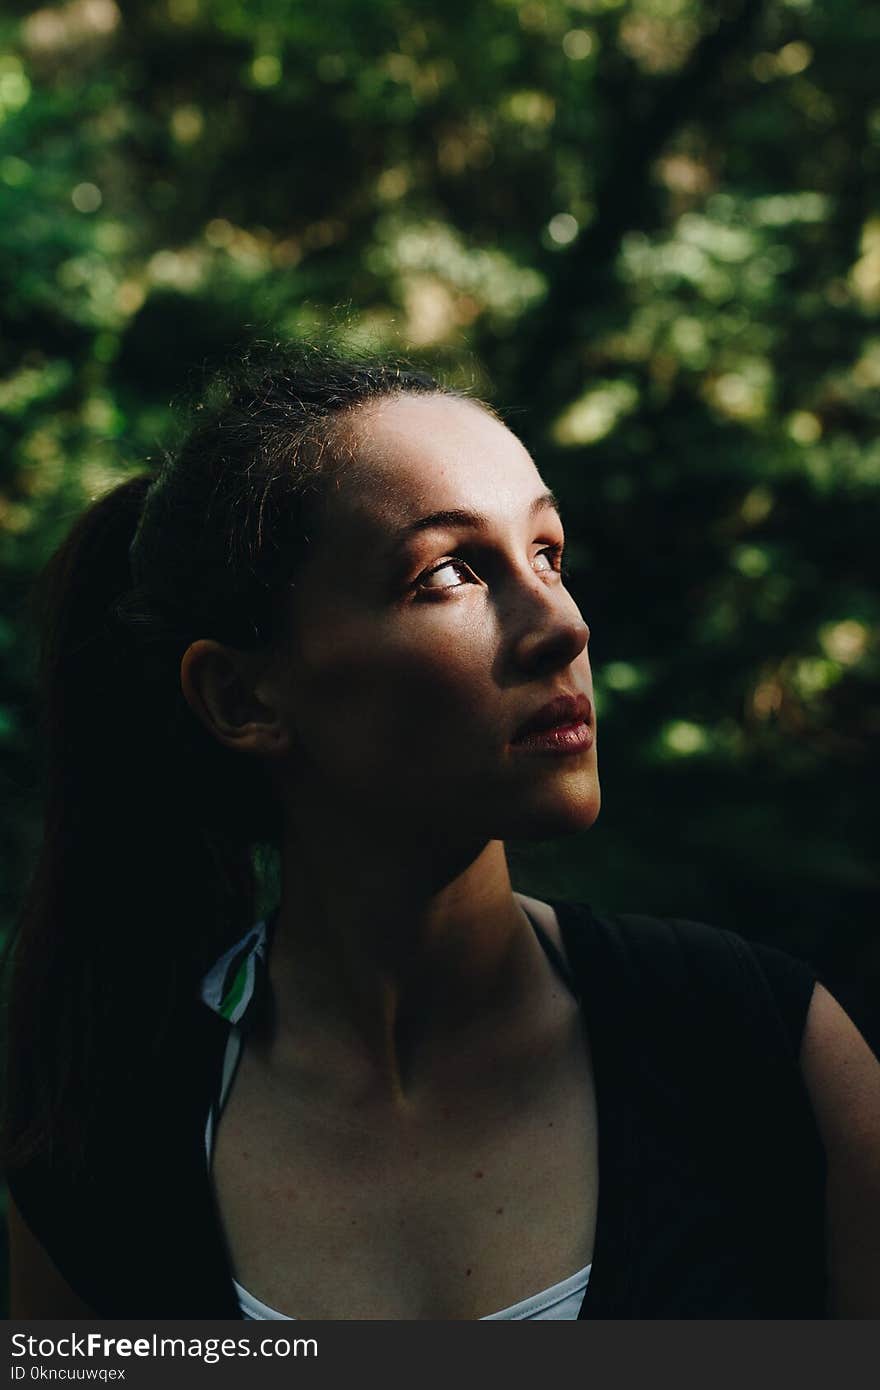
[1,0,878,1309]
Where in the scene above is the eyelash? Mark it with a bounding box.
[415,543,570,592]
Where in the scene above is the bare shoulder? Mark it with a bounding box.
[799,982,880,1318]
[7,1191,96,1318]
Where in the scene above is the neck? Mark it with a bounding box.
[262,832,545,1105]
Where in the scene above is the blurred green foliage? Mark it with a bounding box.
[1,0,878,1031]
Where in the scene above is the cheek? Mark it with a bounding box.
[292,611,493,766]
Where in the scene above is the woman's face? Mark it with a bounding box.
[272,393,599,845]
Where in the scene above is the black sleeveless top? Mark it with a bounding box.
[6,901,828,1317]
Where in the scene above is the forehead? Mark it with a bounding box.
[328,393,544,540]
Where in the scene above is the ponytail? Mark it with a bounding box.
[1,476,259,1173]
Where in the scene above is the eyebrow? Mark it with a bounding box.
[391,489,561,554]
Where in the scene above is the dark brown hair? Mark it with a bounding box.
[1,339,463,1173]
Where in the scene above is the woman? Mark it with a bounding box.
[4,344,879,1319]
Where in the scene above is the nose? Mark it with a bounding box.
[508,579,590,678]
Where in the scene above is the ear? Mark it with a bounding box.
[179,639,290,759]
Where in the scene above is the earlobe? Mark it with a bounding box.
[180,639,290,758]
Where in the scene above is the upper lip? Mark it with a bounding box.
[512,692,592,742]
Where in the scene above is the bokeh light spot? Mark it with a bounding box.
[72,182,102,213]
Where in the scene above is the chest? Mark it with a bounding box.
[210,1018,598,1320]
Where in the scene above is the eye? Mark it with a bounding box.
[535,542,568,577]
[415,557,475,592]
[414,543,568,594]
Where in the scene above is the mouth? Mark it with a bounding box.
[510,692,594,755]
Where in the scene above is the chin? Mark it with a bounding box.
[499,781,602,844]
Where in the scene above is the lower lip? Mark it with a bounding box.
[511,720,594,754]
